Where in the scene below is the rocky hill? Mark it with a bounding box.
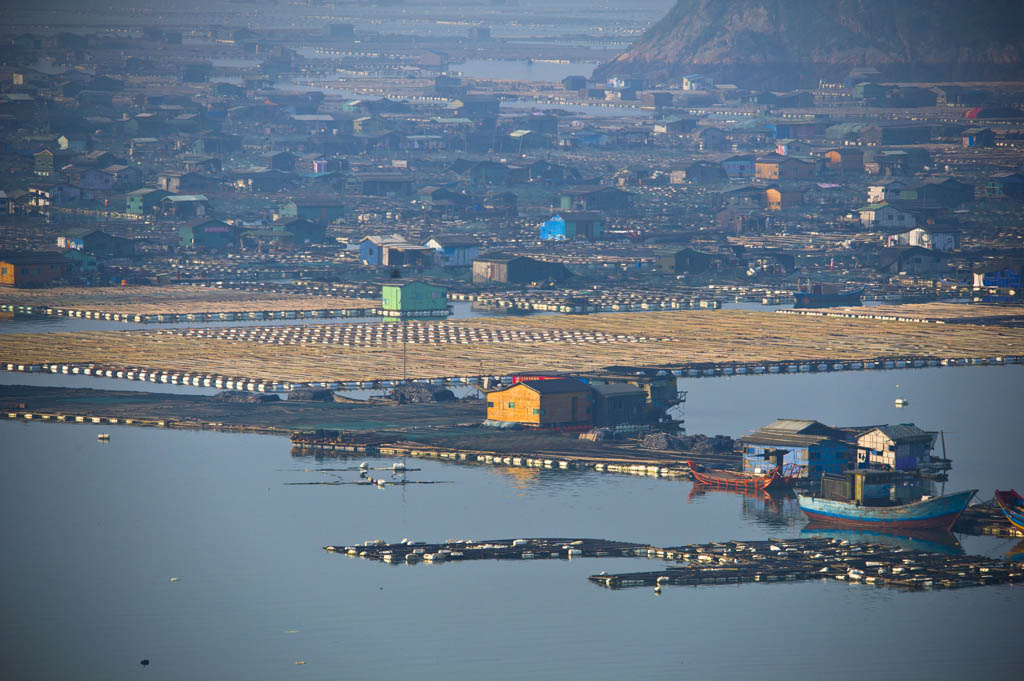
[596,0,1024,87]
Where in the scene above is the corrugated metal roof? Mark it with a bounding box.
[515,378,590,395]
[591,383,645,397]
[763,418,819,433]
[867,424,933,441]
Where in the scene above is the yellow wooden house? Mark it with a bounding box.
[485,378,593,428]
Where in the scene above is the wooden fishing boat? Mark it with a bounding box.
[687,460,793,492]
[797,489,976,531]
[995,489,1024,531]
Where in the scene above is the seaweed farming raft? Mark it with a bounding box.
[589,538,1024,591]
[327,537,1024,591]
[325,538,650,563]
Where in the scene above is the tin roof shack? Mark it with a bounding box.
[34,149,55,177]
[540,212,605,241]
[861,124,932,146]
[473,254,570,284]
[657,247,713,275]
[263,151,296,172]
[973,260,1023,294]
[856,425,936,471]
[360,234,409,266]
[183,157,223,175]
[449,95,500,119]
[764,186,804,212]
[774,139,813,157]
[739,419,853,479]
[423,236,479,267]
[125,188,170,215]
[681,161,728,185]
[583,371,681,411]
[858,203,916,230]
[867,180,906,204]
[381,281,447,317]
[886,227,960,252]
[697,127,728,152]
[558,186,631,212]
[156,172,210,195]
[898,179,975,208]
[57,229,135,258]
[985,172,1024,200]
[876,246,945,276]
[358,174,412,197]
[863,148,931,176]
[486,378,593,429]
[279,200,344,224]
[271,217,326,245]
[755,155,816,181]
[652,114,693,134]
[962,127,995,148]
[178,219,239,251]
[383,244,437,269]
[162,194,209,218]
[721,155,756,180]
[562,75,588,91]
[0,251,78,287]
[591,383,648,427]
[823,148,864,173]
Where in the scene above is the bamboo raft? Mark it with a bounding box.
[327,536,1024,591]
[778,302,1024,326]
[0,285,371,322]
[2,308,1022,385]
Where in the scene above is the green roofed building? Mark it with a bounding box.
[381,280,448,318]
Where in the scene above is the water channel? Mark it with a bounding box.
[1,365,1021,680]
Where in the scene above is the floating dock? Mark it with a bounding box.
[327,536,1024,591]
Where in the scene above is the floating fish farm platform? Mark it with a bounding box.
[328,537,1024,592]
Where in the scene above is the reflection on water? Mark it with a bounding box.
[689,483,804,528]
[800,523,963,555]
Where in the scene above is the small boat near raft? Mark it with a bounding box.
[995,489,1024,532]
[688,460,793,492]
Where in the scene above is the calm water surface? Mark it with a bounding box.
[2,366,1022,680]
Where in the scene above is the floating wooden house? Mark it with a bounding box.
[486,378,593,429]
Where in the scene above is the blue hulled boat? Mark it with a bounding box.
[995,489,1024,531]
[797,489,976,530]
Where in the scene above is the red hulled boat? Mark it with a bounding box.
[687,460,793,492]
